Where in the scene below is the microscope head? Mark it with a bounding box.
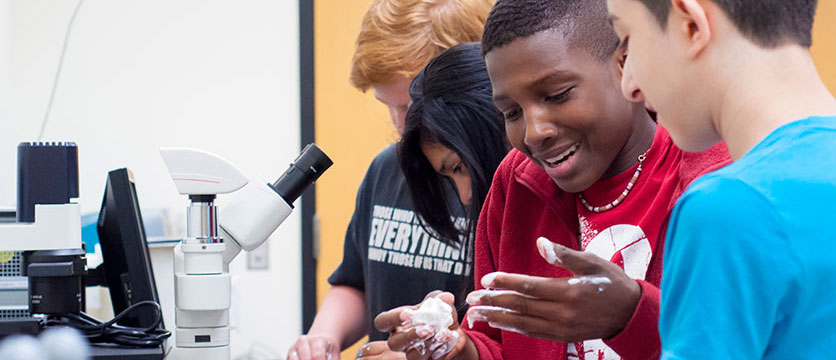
[159,144,333,259]
[159,148,248,196]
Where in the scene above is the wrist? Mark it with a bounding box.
[445,329,477,360]
[606,279,643,340]
[306,328,343,347]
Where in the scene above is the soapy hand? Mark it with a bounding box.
[288,333,340,360]
[356,341,407,360]
[374,291,466,360]
[465,237,641,343]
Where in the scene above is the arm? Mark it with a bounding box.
[288,286,367,360]
[310,285,369,349]
[659,178,796,359]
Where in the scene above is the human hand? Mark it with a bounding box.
[465,237,641,342]
[356,341,407,360]
[374,291,467,360]
[288,333,340,360]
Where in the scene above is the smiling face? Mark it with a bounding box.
[373,76,414,135]
[607,0,721,151]
[486,28,652,193]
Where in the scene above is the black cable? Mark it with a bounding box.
[37,0,86,141]
[46,300,171,347]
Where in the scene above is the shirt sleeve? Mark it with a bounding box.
[462,158,509,360]
[604,280,660,360]
[327,210,366,290]
[660,177,798,359]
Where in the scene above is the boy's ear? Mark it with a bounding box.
[670,0,712,59]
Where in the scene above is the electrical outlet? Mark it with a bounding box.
[247,242,269,270]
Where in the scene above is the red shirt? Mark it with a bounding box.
[463,127,730,360]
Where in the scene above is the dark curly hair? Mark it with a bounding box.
[481,0,618,60]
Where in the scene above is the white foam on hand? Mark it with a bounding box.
[480,272,503,288]
[465,305,519,329]
[486,321,528,336]
[466,289,536,306]
[406,295,458,359]
[537,237,561,264]
[429,329,459,359]
[411,296,454,332]
[567,276,612,293]
[466,306,528,336]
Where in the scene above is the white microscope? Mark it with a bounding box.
[159,144,332,359]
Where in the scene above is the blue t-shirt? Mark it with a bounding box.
[660,116,836,359]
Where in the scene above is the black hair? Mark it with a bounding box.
[481,0,619,60]
[398,42,508,249]
[635,0,818,48]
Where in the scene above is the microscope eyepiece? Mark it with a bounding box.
[270,143,333,206]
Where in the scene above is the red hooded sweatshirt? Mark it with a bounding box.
[463,127,730,360]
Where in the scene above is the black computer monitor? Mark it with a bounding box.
[96,168,162,329]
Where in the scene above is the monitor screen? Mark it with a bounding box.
[96,168,162,329]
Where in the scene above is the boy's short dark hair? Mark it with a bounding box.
[481,0,618,61]
[635,0,818,48]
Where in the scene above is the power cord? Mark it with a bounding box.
[37,0,86,141]
[45,300,171,347]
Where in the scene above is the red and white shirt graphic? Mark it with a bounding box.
[569,129,681,360]
[569,221,653,360]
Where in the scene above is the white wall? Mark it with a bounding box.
[0,0,303,357]
[0,2,10,176]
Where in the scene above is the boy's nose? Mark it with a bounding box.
[621,60,645,103]
[523,107,557,148]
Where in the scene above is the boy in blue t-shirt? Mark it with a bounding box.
[606,0,836,358]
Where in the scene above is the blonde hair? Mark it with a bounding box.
[349,0,494,91]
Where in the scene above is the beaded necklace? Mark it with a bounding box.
[578,151,648,213]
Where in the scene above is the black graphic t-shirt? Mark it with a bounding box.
[328,144,471,342]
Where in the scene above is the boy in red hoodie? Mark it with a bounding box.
[373,1,729,360]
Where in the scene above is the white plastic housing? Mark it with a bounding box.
[168,344,230,360]
[220,228,242,266]
[220,178,292,253]
[176,327,230,348]
[175,308,229,328]
[169,347,230,360]
[181,243,225,275]
[175,273,231,311]
[0,204,82,251]
[160,148,248,195]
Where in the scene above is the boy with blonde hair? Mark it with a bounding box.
[350,0,492,134]
[288,1,493,360]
